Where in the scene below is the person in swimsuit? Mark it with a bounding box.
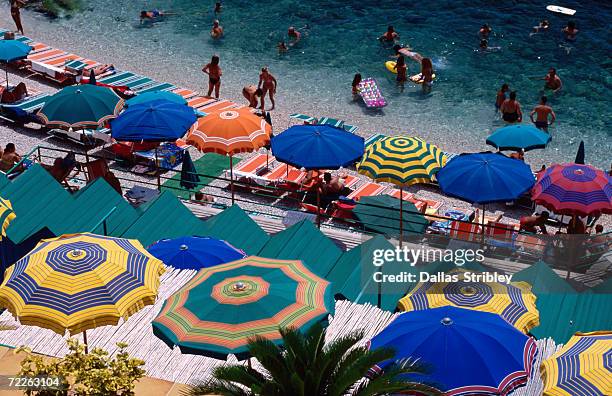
[421,57,434,93]
[562,21,578,41]
[288,27,301,43]
[10,0,25,35]
[392,44,423,63]
[140,10,170,24]
[202,55,222,99]
[211,19,223,39]
[214,2,222,14]
[479,24,492,39]
[543,68,562,92]
[531,19,550,36]
[519,211,549,234]
[394,55,407,91]
[277,41,288,53]
[351,73,362,98]
[0,143,22,173]
[530,96,556,131]
[495,83,509,112]
[379,26,399,42]
[242,85,262,108]
[500,91,522,123]
[258,67,277,111]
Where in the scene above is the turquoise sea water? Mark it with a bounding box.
[22,1,612,166]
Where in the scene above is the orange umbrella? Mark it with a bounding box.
[186,109,272,202]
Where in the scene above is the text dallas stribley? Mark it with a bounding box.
[372,271,513,284]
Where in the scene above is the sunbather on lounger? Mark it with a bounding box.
[0,82,28,104]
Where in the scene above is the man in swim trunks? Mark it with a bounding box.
[288,27,301,43]
[258,67,277,111]
[543,68,562,92]
[242,85,262,108]
[530,96,556,131]
[562,21,578,41]
[500,91,522,123]
[211,20,223,39]
[379,26,399,42]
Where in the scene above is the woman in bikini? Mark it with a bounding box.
[421,57,434,93]
[10,0,26,35]
[495,83,509,112]
[500,91,522,123]
[202,55,222,99]
[258,67,277,111]
[394,55,407,91]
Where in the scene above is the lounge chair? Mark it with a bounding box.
[27,48,66,62]
[42,153,80,191]
[229,153,271,181]
[136,82,175,94]
[514,233,547,259]
[97,71,136,85]
[199,99,236,113]
[0,93,49,125]
[28,42,51,54]
[84,158,110,182]
[449,220,482,242]
[29,61,76,85]
[330,182,387,219]
[485,221,518,250]
[173,88,198,100]
[44,54,82,67]
[187,97,216,109]
[364,133,386,151]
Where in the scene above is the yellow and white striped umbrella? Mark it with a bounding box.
[0,233,165,334]
[0,197,15,240]
[357,136,446,186]
[541,331,612,396]
[397,268,540,333]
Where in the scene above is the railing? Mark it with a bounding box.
[4,145,610,273]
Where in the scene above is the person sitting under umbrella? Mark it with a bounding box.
[0,143,22,173]
[519,211,549,234]
[318,172,350,207]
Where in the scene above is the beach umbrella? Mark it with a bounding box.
[0,197,16,240]
[369,306,537,395]
[397,268,540,333]
[110,99,196,142]
[357,136,445,244]
[270,124,364,170]
[540,331,611,396]
[437,152,535,233]
[0,233,165,351]
[152,256,333,359]
[126,91,187,107]
[0,40,32,88]
[179,150,200,190]
[147,236,246,270]
[574,141,585,164]
[186,108,271,203]
[353,195,428,237]
[38,85,124,129]
[486,125,552,152]
[532,163,612,217]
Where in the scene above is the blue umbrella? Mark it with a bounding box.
[270,125,364,170]
[437,152,535,204]
[0,40,32,88]
[110,99,197,142]
[369,306,537,395]
[486,125,551,151]
[147,236,246,270]
[126,91,187,107]
[180,150,200,190]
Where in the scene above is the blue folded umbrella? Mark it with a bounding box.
[369,306,537,395]
[148,236,246,270]
[271,125,364,169]
[180,151,200,190]
[436,152,535,204]
[110,99,196,142]
[486,125,551,151]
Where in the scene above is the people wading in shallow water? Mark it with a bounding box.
[202,55,222,99]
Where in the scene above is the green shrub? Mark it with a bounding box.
[17,339,146,396]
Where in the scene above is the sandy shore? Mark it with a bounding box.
[0,10,609,231]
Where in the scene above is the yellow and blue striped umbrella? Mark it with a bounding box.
[541,331,612,396]
[357,136,446,186]
[397,268,540,333]
[0,197,15,240]
[0,233,165,334]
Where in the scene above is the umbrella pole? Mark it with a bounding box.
[83,330,88,354]
[229,154,235,204]
[5,66,8,89]
[399,186,404,247]
[155,147,161,192]
[481,204,486,245]
[316,188,321,228]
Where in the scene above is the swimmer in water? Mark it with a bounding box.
[395,55,407,92]
[277,41,288,53]
[288,26,301,43]
[140,10,171,24]
[542,67,562,93]
[392,44,423,63]
[214,2,222,14]
[478,38,501,52]
[531,19,550,36]
[562,21,578,41]
[495,83,509,112]
[530,96,556,132]
[211,20,223,39]
[421,57,434,93]
[379,26,399,42]
[479,24,492,39]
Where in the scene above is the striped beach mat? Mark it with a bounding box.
[289,113,317,123]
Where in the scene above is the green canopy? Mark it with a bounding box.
[512,261,575,295]
[353,195,428,237]
[38,85,124,130]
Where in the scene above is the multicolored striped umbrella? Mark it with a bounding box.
[38,85,124,130]
[0,233,165,334]
[186,108,271,155]
[357,136,446,186]
[541,331,611,396]
[397,268,540,333]
[0,197,15,240]
[532,163,612,217]
[152,256,333,359]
